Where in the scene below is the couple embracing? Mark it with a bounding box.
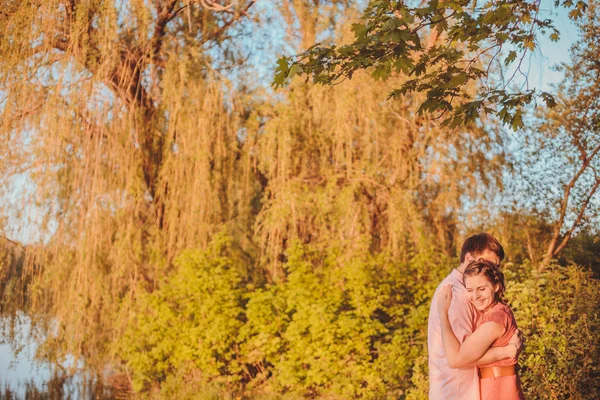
[428,233,526,400]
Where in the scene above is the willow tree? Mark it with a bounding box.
[254,1,509,273]
[0,0,258,367]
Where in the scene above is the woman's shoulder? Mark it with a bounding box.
[481,302,513,326]
[497,302,517,320]
[495,301,514,313]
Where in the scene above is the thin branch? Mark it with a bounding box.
[0,235,25,250]
[553,174,600,256]
[543,143,600,265]
[210,0,256,40]
[199,0,237,12]
[408,11,457,35]
[150,0,178,62]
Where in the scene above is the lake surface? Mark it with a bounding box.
[0,314,114,399]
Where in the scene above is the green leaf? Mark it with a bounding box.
[288,63,302,79]
[511,109,524,129]
[448,1,464,12]
[351,23,369,39]
[413,62,427,76]
[382,18,402,32]
[272,57,291,89]
[449,72,469,87]
[505,51,517,66]
[371,64,390,81]
[394,57,414,74]
[495,32,509,42]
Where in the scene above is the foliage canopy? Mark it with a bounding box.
[274,0,587,129]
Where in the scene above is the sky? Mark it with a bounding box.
[531,0,579,91]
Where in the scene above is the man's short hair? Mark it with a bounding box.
[459,233,505,263]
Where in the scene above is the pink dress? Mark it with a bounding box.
[477,302,526,400]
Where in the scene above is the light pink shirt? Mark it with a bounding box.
[428,269,480,400]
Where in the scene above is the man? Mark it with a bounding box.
[428,233,522,400]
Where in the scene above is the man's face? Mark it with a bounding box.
[466,249,500,267]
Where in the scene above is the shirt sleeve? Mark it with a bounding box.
[446,286,475,343]
[479,307,509,331]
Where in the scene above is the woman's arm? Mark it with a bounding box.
[471,342,518,367]
[437,284,504,368]
[472,329,522,366]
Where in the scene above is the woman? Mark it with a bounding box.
[436,259,525,400]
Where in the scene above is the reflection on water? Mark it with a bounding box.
[0,313,116,399]
[1,375,111,400]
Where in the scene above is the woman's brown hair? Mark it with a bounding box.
[463,259,507,304]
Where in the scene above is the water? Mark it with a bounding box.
[0,314,115,399]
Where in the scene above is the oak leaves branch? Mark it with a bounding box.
[273,0,587,129]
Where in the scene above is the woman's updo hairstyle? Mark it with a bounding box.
[463,259,507,304]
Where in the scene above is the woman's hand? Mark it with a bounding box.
[437,284,453,315]
[507,329,524,359]
[507,342,518,359]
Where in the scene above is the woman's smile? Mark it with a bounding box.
[465,274,498,313]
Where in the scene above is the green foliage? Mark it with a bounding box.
[119,241,600,398]
[120,238,448,398]
[120,238,450,398]
[558,230,600,277]
[505,262,600,399]
[274,0,588,127]
[243,243,390,397]
[120,234,250,393]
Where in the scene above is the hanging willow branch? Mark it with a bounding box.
[0,0,257,369]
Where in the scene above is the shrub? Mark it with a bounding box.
[119,241,600,399]
[505,262,600,400]
[120,234,250,394]
[241,243,450,399]
[242,243,389,398]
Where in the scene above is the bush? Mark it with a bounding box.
[119,241,600,399]
[120,234,250,394]
[242,243,389,398]
[240,242,449,398]
[505,262,600,400]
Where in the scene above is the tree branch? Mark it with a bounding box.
[553,173,600,257]
[542,143,600,267]
[150,0,178,64]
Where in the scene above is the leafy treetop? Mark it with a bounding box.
[273,0,588,129]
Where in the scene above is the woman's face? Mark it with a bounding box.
[465,274,498,313]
